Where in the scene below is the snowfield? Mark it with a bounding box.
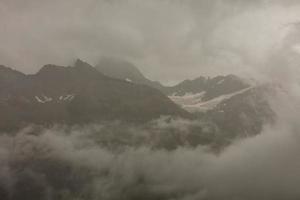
[169,87,252,113]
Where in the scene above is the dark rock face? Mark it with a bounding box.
[0,60,189,131]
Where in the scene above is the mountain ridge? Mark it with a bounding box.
[93,57,274,141]
[0,60,190,131]
[95,57,164,90]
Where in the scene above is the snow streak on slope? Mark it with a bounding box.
[169,87,252,113]
[169,92,206,106]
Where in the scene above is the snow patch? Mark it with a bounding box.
[171,87,252,113]
[42,95,52,102]
[63,94,74,101]
[35,94,75,103]
[35,96,45,103]
[59,94,75,101]
[169,92,206,106]
[217,79,225,85]
[35,95,52,103]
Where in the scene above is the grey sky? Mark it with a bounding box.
[1,0,300,84]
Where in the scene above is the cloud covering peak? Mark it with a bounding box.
[1,0,300,83]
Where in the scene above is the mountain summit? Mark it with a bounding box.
[95,57,163,89]
[0,61,189,131]
[93,59,274,141]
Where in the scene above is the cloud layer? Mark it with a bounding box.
[0,99,299,200]
[1,0,300,83]
[1,1,300,199]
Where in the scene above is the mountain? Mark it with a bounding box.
[199,85,275,147]
[0,58,275,145]
[0,60,189,131]
[95,57,164,90]
[0,65,26,94]
[164,76,275,144]
[94,58,251,109]
[165,74,250,104]
[93,58,274,142]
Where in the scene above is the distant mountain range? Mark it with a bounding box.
[0,59,189,131]
[0,57,275,142]
[95,57,275,141]
[94,57,250,107]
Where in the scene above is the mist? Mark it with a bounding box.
[1,0,300,199]
[0,94,299,200]
[1,79,300,200]
[1,0,300,83]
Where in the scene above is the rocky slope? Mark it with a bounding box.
[95,58,275,141]
[0,60,189,131]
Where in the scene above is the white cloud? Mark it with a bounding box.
[0,0,300,83]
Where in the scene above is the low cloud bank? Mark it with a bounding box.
[0,102,299,200]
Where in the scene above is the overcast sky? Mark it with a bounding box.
[1,0,300,84]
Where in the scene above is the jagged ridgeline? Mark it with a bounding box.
[95,57,275,139]
[0,58,277,200]
[0,57,274,140]
[0,59,190,131]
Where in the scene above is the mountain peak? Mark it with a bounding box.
[0,64,11,71]
[0,65,25,76]
[96,57,144,77]
[37,64,69,75]
[73,59,103,76]
[95,57,164,89]
[0,65,25,86]
[74,59,92,68]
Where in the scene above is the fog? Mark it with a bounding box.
[0,90,299,200]
[1,0,300,83]
[0,80,300,200]
[1,0,300,199]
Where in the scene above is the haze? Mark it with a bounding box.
[1,0,300,84]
